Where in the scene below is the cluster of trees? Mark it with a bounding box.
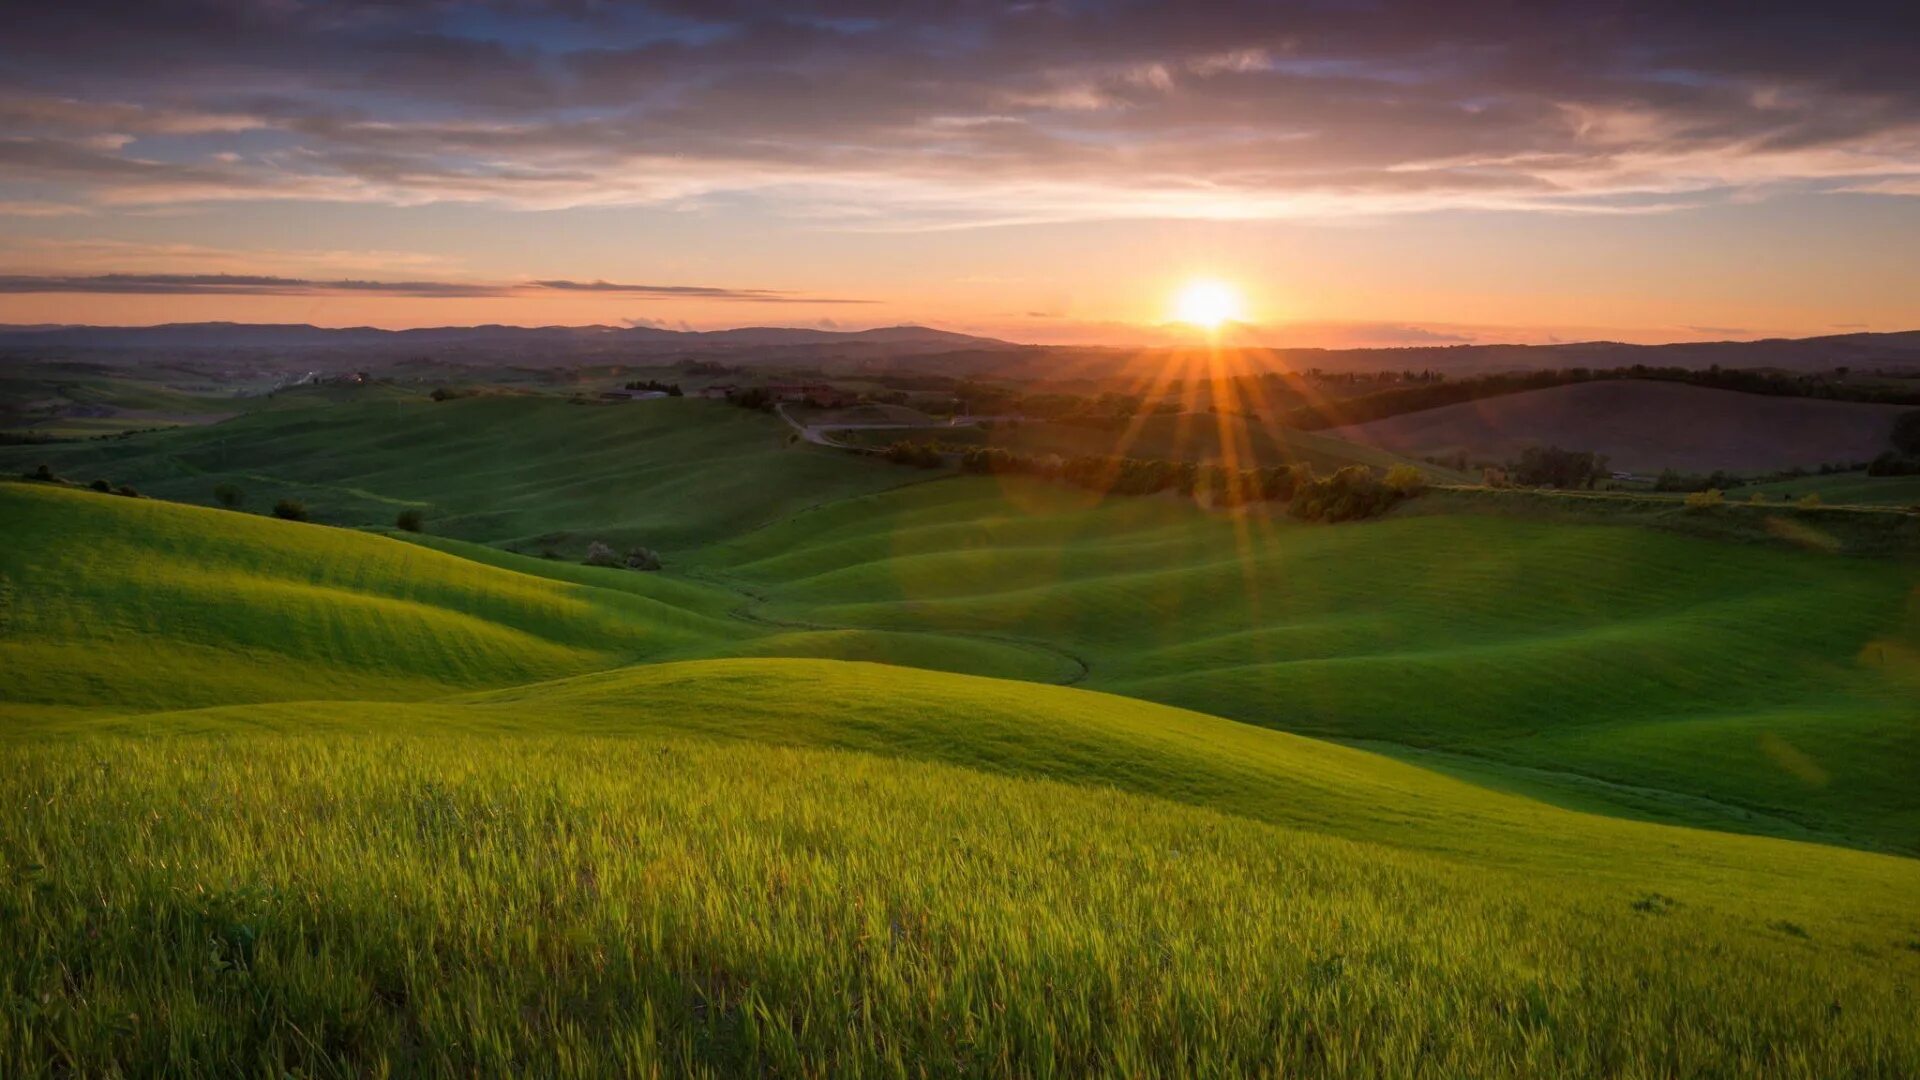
[726,387,776,412]
[954,447,1426,522]
[622,379,684,396]
[1508,446,1610,489]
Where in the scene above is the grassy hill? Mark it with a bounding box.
[6,429,1920,1074]
[690,477,1920,853]
[0,395,923,554]
[1741,470,1920,508]
[0,484,1073,726]
[11,660,1920,1076]
[1327,379,1911,473]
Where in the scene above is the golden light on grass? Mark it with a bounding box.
[1170,279,1243,330]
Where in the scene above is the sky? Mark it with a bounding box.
[1,0,1918,346]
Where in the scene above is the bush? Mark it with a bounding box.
[1291,465,1406,523]
[584,541,620,567]
[1383,464,1429,496]
[1797,493,1823,510]
[395,509,425,533]
[624,547,662,571]
[881,441,944,469]
[213,482,244,509]
[1683,489,1723,511]
[272,499,309,522]
[114,484,140,498]
[429,387,460,402]
[89,478,111,493]
[25,463,59,483]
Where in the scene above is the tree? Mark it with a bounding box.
[1894,411,1920,456]
[89,479,111,493]
[114,485,140,498]
[272,498,309,522]
[396,508,425,532]
[213,482,244,509]
[584,540,620,567]
[624,546,662,571]
[1510,446,1607,489]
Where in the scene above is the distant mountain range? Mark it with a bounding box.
[0,321,1009,353]
[2,322,1917,378]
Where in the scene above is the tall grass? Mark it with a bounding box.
[6,735,1917,1078]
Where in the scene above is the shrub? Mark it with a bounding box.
[1291,465,1405,523]
[114,485,141,498]
[213,482,244,509]
[624,547,662,571]
[1383,464,1429,496]
[1797,493,1823,510]
[272,499,309,522]
[89,478,111,493]
[1683,489,1723,511]
[584,541,620,567]
[429,387,460,402]
[395,509,425,533]
[881,441,943,469]
[26,463,58,483]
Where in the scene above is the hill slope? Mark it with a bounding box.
[0,484,1075,725]
[9,659,1920,1076]
[1328,379,1911,472]
[691,476,1920,852]
[0,396,925,554]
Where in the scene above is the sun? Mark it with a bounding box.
[1171,279,1243,330]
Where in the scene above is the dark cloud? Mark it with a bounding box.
[0,272,873,302]
[1,2,1918,222]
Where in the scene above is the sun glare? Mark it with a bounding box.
[1171,279,1243,330]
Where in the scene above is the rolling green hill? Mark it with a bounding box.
[6,423,1920,1075]
[8,658,1920,1076]
[0,395,923,554]
[689,476,1920,852]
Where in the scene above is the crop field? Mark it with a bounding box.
[4,394,1920,1076]
[1327,379,1912,473]
[834,410,1470,479]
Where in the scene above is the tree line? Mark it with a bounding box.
[946,446,1427,522]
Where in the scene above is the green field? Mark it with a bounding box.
[4,392,1920,1075]
[1741,470,1920,508]
[0,396,925,554]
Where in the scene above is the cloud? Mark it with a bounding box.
[1,2,1918,225]
[0,271,875,303]
[531,279,875,303]
[0,273,501,297]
